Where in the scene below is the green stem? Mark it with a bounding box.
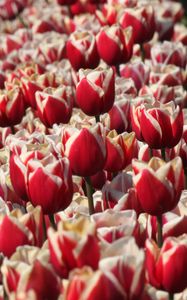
[115,64,120,76]
[11,125,15,134]
[49,214,57,230]
[149,147,153,159]
[43,215,47,241]
[18,15,28,28]
[140,43,145,61]
[169,293,174,300]
[84,177,95,215]
[95,115,100,123]
[157,215,163,248]
[161,148,166,161]
[185,168,187,189]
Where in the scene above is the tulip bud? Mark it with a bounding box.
[66,31,99,71]
[96,24,133,65]
[76,67,115,116]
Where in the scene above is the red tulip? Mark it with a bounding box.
[66,31,99,71]
[48,217,100,278]
[104,130,138,172]
[151,41,187,68]
[64,123,107,177]
[133,157,184,215]
[0,87,25,127]
[120,61,150,91]
[35,86,73,127]
[27,154,73,214]
[131,101,183,149]
[119,5,155,44]
[0,215,34,257]
[149,65,184,87]
[146,235,187,293]
[96,24,133,65]
[76,67,115,116]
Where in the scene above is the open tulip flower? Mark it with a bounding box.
[133,157,184,216]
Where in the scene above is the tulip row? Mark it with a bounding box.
[0,0,186,299]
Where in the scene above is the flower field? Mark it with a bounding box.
[0,0,186,299]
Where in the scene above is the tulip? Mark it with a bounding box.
[103,98,131,133]
[66,31,99,71]
[99,237,145,300]
[27,154,73,215]
[0,87,25,127]
[2,246,61,299]
[35,86,73,127]
[120,60,150,91]
[149,65,184,87]
[76,67,115,117]
[146,235,187,294]
[0,214,34,257]
[96,24,133,65]
[133,156,184,216]
[131,101,183,149]
[119,5,155,44]
[151,41,187,68]
[48,217,100,278]
[64,123,107,177]
[104,130,138,172]
[91,209,140,244]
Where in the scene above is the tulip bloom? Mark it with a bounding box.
[76,67,115,116]
[96,24,133,65]
[48,217,100,278]
[35,86,73,127]
[133,157,184,216]
[146,235,187,293]
[64,124,107,177]
[0,87,25,127]
[66,31,100,71]
[131,101,183,149]
[104,130,138,172]
[27,155,73,215]
[119,5,155,44]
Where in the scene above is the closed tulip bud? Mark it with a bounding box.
[65,267,108,300]
[146,235,187,293]
[149,65,184,87]
[91,209,140,244]
[119,5,155,44]
[76,67,115,116]
[38,33,67,64]
[120,61,150,91]
[134,101,183,149]
[0,87,25,127]
[151,41,187,68]
[96,24,133,65]
[10,144,54,201]
[2,248,61,299]
[27,155,73,214]
[99,237,145,300]
[35,86,73,127]
[48,217,100,278]
[66,31,99,71]
[0,215,34,257]
[133,157,184,215]
[64,124,107,177]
